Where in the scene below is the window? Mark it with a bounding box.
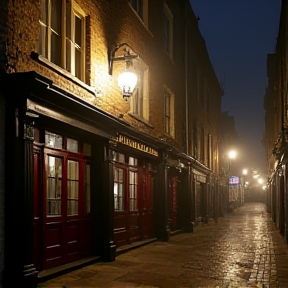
[130,60,149,120]
[129,0,143,19]
[114,167,124,211]
[39,0,86,81]
[113,153,139,212]
[47,156,62,215]
[200,127,205,163]
[129,0,148,25]
[67,160,79,215]
[163,4,173,58]
[164,86,175,137]
[44,131,91,217]
[129,170,138,211]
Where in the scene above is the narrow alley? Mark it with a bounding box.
[39,203,288,288]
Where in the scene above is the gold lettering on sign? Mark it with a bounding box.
[117,134,158,157]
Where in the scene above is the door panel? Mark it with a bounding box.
[44,221,63,268]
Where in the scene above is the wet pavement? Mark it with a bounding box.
[38,203,288,288]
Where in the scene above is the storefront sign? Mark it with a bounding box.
[229,176,239,185]
[117,134,158,157]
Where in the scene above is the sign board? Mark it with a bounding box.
[229,176,239,185]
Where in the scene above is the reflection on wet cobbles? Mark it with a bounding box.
[40,203,288,288]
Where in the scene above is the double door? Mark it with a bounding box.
[113,153,155,246]
[33,147,91,270]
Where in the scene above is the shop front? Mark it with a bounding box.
[112,134,158,247]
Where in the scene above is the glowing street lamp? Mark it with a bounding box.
[228,150,237,160]
[242,168,248,175]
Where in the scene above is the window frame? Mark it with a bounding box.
[130,59,149,121]
[163,3,173,58]
[39,0,86,81]
[163,85,175,138]
[129,0,148,26]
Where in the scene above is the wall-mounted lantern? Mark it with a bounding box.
[109,43,138,101]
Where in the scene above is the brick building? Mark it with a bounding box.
[264,0,288,246]
[0,0,223,286]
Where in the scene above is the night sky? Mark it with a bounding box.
[189,0,282,173]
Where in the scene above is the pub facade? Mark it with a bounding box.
[0,0,223,286]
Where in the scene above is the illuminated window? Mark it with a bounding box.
[164,86,175,137]
[163,4,173,58]
[129,170,138,211]
[67,160,79,215]
[130,60,149,120]
[47,156,62,215]
[39,0,86,81]
[114,167,124,211]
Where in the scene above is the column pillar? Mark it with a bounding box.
[3,104,38,287]
[157,150,170,241]
[101,140,116,261]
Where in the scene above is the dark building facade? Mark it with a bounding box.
[0,0,223,287]
[264,0,288,246]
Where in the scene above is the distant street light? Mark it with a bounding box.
[242,168,248,175]
[228,150,237,160]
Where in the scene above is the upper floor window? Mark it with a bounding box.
[129,0,148,25]
[39,0,86,81]
[163,4,173,58]
[130,60,149,120]
[164,85,175,137]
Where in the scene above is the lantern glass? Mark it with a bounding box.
[118,71,138,96]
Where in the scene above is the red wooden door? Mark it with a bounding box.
[169,177,178,231]
[43,150,86,269]
[141,169,155,239]
[113,154,155,246]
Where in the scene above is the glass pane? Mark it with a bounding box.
[66,39,71,72]
[45,131,63,149]
[40,0,48,24]
[51,0,62,34]
[119,183,123,197]
[67,160,79,215]
[47,156,62,216]
[119,169,123,182]
[75,47,81,79]
[67,138,78,153]
[68,160,79,180]
[48,156,62,177]
[119,196,123,210]
[51,32,61,66]
[66,1,71,40]
[39,24,47,57]
[75,15,82,46]
[114,152,125,163]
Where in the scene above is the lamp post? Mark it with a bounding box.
[228,149,238,211]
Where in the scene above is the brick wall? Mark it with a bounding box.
[0,0,8,73]
[5,0,188,151]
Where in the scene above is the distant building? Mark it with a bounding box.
[264,0,288,245]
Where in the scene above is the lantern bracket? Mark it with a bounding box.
[108,43,138,75]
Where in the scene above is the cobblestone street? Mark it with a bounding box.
[39,203,288,288]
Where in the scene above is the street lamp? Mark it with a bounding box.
[228,150,237,160]
[227,149,239,211]
[109,43,139,100]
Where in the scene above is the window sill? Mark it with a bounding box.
[128,113,154,128]
[30,51,96,97]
